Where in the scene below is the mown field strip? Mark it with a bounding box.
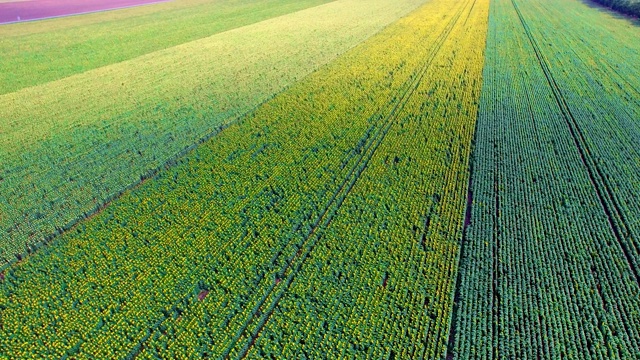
[0,0,426,268]
[449,0,640,358]
[0,0,172,25]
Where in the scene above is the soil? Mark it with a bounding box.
[197,289,209,301]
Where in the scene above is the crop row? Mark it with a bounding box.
[449,0,640,358]
[0,0,426,268]
[0,0,466,356]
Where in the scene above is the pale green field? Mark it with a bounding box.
[0,0,332,94]
[0,0,427,265]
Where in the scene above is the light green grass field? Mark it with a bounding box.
[0,0,332,94]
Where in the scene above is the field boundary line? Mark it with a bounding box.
[442,0,489,357]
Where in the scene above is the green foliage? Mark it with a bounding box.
[0,0,426,267]
[0,0,450,357]
[591,0,640,17]
[2,0,637,357]
[449,0,640,358]
[0,0,333,95]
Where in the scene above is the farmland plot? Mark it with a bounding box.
[144,0,489,357]
[2,0,639,357]
[0,0,333,93]
[0,0,425,267]
[448,0,640,358]
[0,0,489,357]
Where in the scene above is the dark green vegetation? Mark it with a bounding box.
[0,0,332,94]
[592,0,640,18]
[448,0,640,358]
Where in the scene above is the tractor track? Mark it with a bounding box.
[224,0,476,357]
[511,0,640,291]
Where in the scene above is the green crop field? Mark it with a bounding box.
[0,0,426,265]
[449,0,640,358]
[0,0,333,94]
[1,0,639,357]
